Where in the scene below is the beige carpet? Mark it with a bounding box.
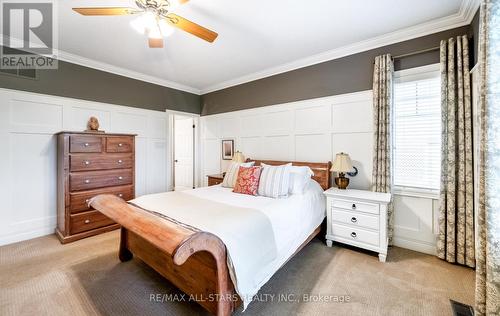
[0,230,475,316]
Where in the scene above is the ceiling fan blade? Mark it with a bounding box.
[148,37,164,48]
[72,7,139,16]
[166,13,218,43]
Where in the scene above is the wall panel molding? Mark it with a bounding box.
[0,88,169,246]
[200,89,440,255]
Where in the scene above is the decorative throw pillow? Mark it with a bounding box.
[289,166,315,194]
[233,166,262,195]
[258,163,292,198]
[221,161,255,188]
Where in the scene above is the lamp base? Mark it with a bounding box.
[335,175,349,189]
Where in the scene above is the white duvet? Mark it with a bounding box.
[130,179,326,309]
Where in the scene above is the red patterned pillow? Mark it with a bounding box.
[233,166,262,196]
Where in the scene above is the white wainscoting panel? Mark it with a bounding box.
[393,194,439,255]
[200,89,440,255]
[0,88,169,246]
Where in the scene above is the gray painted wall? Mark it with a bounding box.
[470,8,480,66]
[201,26,470,115]
[0,54,201,114]
[0,12,480,117]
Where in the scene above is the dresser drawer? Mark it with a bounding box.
[70,210,115,234]
[69,185,134,213]
[70,135,102,153]
[70,169,133,191]
[331,223,379,247]
[331,208,379,231]
[106,137,133,153]
[332,199,379,215]
[70,154,133,172]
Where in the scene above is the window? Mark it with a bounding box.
[393,64,441,192]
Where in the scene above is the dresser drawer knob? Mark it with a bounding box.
[350,232,357,238]
[118,143,123,147]
[84,143,89,147]
[84,161,90,165]
[118,159,123,164]
[84,219,90,224]
[351,217,357,223]
[118,193,123,198]
[84,179,90,184]
[352,204,356,209]
[118,176,123,180]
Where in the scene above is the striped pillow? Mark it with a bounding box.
[257,163,292,198]
[221,161,254,188]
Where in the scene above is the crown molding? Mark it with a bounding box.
[0,35,201,94]
[461,0,481,23]
[55,50,201,95]
[200,0,480,94]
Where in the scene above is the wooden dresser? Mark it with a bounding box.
[56,131,136,243]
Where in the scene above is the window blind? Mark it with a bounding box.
[393,73,441,190]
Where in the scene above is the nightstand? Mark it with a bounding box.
[207,174,224,186]
[324,188,391,262]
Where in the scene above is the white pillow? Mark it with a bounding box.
[258,163,292,198]
[289,166,314,194]
[221,161,254,188]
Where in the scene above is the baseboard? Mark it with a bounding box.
[0,226,55,246]
[393,237,436,255]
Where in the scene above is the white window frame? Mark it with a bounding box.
[392,63,441,199]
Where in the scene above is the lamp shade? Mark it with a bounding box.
[232,151,245,163]
[331,152,353,173]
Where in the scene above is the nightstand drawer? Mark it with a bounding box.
[332,199,379,214]
[331,223,379,246]
[208,177,223,186]
[331,208,379,231]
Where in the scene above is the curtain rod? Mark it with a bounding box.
[392,46,440,59]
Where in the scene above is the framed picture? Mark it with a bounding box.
[222,139,234,160]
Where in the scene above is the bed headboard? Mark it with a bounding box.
[246,159,332,190]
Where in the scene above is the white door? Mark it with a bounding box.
[174,115,194,191]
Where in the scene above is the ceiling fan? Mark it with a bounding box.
[72,0,218,48]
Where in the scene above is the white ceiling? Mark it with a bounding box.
[57,0,478,94]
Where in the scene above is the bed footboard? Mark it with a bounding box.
[90,194,238,316]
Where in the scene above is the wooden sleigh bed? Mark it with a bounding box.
[90,159,331,316]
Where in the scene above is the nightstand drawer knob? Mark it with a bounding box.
[118,160,123,164]
[118,193,123,198]
[84,179,90,184]
[350,232,357,238]
[351,217,357,223]
[84,219,90,224]
[118,143,123,147]
[118,176,123,180]
[84,161,90,165]
[352,203,356,209]
[84,143,89,147]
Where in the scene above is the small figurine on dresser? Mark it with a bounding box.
[86,116,104,133]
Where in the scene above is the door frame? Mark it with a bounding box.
[166,110,200,191]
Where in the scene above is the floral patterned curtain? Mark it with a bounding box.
[436,35,475,268]
[475,1,500,315]
[372,54,394,244]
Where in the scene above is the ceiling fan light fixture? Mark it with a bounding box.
[130,11,174,38]
[159,19,174,37]
[130,11,157,35]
